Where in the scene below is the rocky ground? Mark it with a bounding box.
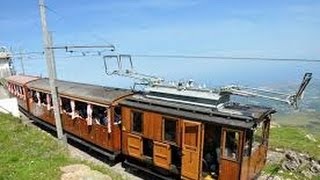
[60,164,112,180]
[259,149,320,180]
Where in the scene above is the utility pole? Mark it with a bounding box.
[39,0,65,143]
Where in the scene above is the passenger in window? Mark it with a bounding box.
[32,91,37,103]
[204,136,220,174]
[61,98,71,113]
[225,132,238,159]
[79,109,87,119]
[114,107,121,125]
[74,110,81,119]
[99,109,108,125]
[40,93,47,106]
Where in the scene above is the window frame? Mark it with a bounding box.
[221,128,242,162]
[162,116,178,144]
[131,110,144,134]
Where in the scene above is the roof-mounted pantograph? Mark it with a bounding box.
[103,54,312,109]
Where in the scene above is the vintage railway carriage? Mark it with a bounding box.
[6,75,132,159]
[5,75,39,110]
[5,75,275,180]
[119,93,274,180]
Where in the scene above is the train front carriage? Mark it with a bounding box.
[118,90,275,180]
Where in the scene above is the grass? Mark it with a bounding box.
[269,126,320,160]
[263,123,320,179]
[0,113,124,180]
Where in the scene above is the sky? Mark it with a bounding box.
[0,0,320,88]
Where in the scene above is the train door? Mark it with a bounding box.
[181,120,204,180]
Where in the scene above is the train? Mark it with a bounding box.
[4,72,312,180]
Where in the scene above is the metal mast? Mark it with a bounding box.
[39,0,65,143]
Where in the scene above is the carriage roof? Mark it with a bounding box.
[6,75,275,128]
[25,78,132,106]
[5,75,39,85]
[119,93,275,129]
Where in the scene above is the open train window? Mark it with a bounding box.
[114,106,121,124]
[163,117,177,143]
[92,105,107,125]
[131,111,143,134]
[243,130,253,156]
[40,92,47,105]
[222,129,240,161]
[31,91,38,103]
[61,98,72,113]
[75,101,87,119]
[252,121,268,151]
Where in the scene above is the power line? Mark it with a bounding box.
[132,54,320,63]
[11,50,320,63]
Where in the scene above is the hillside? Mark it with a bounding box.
[0,113,124,180]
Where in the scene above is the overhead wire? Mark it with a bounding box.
[132,54,320,63]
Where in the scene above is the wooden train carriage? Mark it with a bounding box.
[25,78,132,157]
[5,75,276,180]
[119,93,275,180]
[5,75,39,111]
[6,75,132,159]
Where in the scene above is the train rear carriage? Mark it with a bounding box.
[25,78,132,159]
[119,93,275,180]
[5,75,39,111]
[6,75,133,160]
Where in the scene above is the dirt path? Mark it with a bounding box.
[67,143,142,180]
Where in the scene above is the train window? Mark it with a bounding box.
[222,130,240,161]
[184,124,199,147]
[243,130,253,156]
[40,92,47,105]
[131,111,143,134]
[61,98,72,113]
[75,101,87,119]
[92,105,107,125]
[252,121,267,151]
[32,91,38,103]
[114,106,121,124]
[164,118,177,143]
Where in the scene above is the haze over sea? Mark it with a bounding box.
[13,56,320,88]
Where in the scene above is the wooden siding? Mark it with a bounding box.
[143,112,162,141]
[219,159,240,180]
[153,141,171,170]
[127,133,143,159]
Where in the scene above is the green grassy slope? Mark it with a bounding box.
[0,113,123,180]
